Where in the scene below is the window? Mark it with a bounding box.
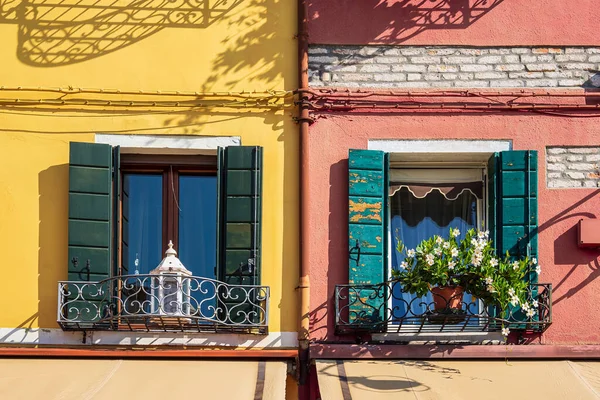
[388,167,484,326]
[120,155,217,278]
[64,142,265,329]
[346,148,539,333]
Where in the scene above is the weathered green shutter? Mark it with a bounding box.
[488,150,538,325]
[217,146,263,323]
[348,149,388,326]
[67,142,115,322]
[68,142,114,281]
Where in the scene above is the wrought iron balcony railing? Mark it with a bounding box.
[58,275,269,334]
[335,281,552,335]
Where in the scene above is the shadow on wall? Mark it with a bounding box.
[38,164,69,328]
[169,0,290,130]
[308,0,504,42]
[540,189,600,306]
[0,0,242,66]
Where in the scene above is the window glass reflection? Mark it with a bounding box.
[178,175,217,278]
[122,174,163,275]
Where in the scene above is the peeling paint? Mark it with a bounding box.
[349,199,382,222]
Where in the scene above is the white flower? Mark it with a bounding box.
[531,257,537,265]
[532,300,539,308]
[400,261,408,270]
[535,265,541,274]
[451,248,459,258]
[478,231,486,239]
[426,254,435,266]
[502,327,510,337]
[484,277,493,285]
[434,247,442,256]
[451,228,460,237]
[471,238,478,247]
[508,288,515,296]
[407,249,416,257]
[487,285,496,293]
[510,295,519,307]
[526,308,536,318]
[484,230,490,238]
[521,302,530,312]
[442,241,450,249]
[490,258,498,267]
[472,251,483,267]
[448,261,456,270]
[512,261,520,271]
[435,236,443,245]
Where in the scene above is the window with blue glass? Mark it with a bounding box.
[388,168,485,325]
[120,156,217,278]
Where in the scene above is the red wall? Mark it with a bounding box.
[306,112,600,344]
[308,0,598,45]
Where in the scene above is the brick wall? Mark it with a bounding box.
[547,147,600,188]
[309,46,600,88]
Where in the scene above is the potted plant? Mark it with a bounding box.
[392,228,540,335]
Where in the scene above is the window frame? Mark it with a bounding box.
[118,154,217,277]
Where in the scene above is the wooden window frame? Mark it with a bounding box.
[119,154,217,276]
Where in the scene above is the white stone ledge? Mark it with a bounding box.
[369,139,512,153]
[372,331,504,344]
[95,134,240,154]
[0,328,298,348]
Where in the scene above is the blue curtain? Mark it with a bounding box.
[390,187,478,322]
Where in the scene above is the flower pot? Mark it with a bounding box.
[431,286,464,311]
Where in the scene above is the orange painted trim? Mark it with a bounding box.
[311,344,600,360]
[0,347,297,359]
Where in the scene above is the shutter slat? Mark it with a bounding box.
[348,149,388,327]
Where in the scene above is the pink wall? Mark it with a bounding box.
[308,0,598,45]
[307,112,600,344]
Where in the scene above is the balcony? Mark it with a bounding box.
[335,281,552,335]
[58,275,269,334]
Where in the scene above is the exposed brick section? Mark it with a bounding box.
[309,46,600,88]
[546,147,600,188]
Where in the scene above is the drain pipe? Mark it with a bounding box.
[297,0,311,388]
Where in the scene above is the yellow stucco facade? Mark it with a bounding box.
[0,0,298,339]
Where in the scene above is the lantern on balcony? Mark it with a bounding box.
[150,241,192,321]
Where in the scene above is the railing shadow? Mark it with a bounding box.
[308,0,505,43]
[0,0,242,66]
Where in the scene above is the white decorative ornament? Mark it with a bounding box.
[150,241,193,321]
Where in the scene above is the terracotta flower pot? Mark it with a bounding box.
[431,286,464,311]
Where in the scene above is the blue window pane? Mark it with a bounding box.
[179,175,217,320]
[122,174,163,276]
[178,175,217,278]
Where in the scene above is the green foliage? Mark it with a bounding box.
[391,228,539,312]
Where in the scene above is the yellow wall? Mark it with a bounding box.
[0,0,298,335]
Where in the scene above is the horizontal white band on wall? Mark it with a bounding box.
[368,139,512,153]
[95,134,240,154]
[0,328,298,348]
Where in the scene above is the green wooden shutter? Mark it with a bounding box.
[217,146,263,323]
[348,149,388,326]
[488,150,538,326]
[67,142,115,322]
